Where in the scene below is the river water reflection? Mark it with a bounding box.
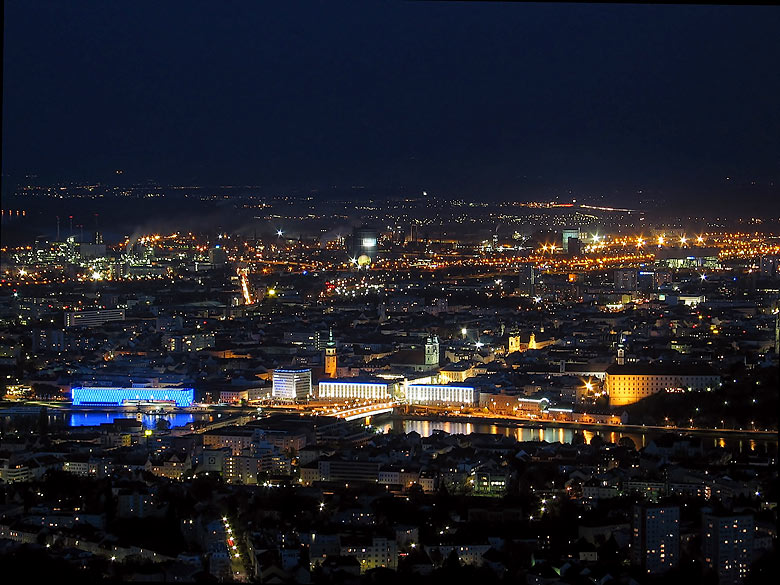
[374,418,777,455]
[10,409,773,456]
[66,411,200,429]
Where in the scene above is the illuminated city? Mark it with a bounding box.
[0,2,777,584]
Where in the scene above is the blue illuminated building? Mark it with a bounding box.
[71,386,195,407]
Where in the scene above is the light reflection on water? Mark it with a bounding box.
[65,411,198,429]
[20,411,774,454]
[376,419,631,445]
[374,419,775,454]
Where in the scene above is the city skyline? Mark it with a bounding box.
[0,2,777,583]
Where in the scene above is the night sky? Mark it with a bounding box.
[3,1,779,210]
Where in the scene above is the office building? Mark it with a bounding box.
[349,226,379,266]
[638,269,672,291]
[64,308,126,328]
[562,228,580,253]
[208,246,228,265]
[318,379,393,401]
[318,459,380,483]
[518,263,537,296]
[272,368,312,401]
[405,384,477,406]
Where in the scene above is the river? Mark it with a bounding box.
[373,418,777,456]
[2,407,774,456]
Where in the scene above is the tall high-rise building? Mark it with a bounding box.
[614,268,638,291]
[702,513,754,585]
[349,227,379,266]
[209,246,228,266]
[562,228,580,253]
[518,263,537,296]
[631,504,680,575]
[759,256,779,277]
[324,329,337,378]
[272,369,312,401]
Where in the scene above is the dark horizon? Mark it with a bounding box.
[3,1,779,213]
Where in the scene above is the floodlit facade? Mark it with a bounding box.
[71,386,194,407]
[317,379,392,401]
[406,384,477,406]
[606,364,720,406]
[438,363,475,383]
[324,330,337,378]
[272,368,312,401]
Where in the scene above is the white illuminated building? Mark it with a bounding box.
[406,384,477,406]
[272,369,312,401]
[318,379,393,401]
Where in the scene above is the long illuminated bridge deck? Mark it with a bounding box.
[313,402,396,421]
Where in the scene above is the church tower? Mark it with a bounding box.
[324,328,337,378]
[617,333,626,365]
[528,332,538,350]
[424,336,439,367]
[508,328,522,353]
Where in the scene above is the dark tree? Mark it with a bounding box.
[443,549,460,570]
[37,406,50,445]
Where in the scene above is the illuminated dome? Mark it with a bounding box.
[357,254,372,267]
